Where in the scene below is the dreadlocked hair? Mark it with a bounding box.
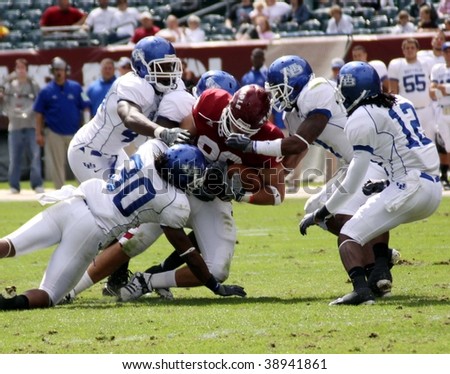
[348,92,397,116]
[154,151,170,183]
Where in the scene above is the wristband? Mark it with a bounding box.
[315,205,331,221]
[253,138,283,157]
[154,126,164,139]
[205,276,220,292]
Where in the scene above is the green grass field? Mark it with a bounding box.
[0,196,449,354]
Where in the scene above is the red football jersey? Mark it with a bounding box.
[192,88,283,169]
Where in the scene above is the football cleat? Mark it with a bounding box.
[154,288,174,300]
[329,287,375,306]
[102,265,133,297]
[389,248,401,268]
[118,272,153,302]
[368,262,393,298]
[58,289,76,305]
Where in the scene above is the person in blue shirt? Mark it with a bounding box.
[241,48,268,87]
[34,57,90,189]
[86,58,116,118]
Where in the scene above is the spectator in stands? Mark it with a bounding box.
[241,48,268,87]
[417,4,440,31]
[282,0,311,25]
[156,14,186,43]
[0,20,9,39]
[330,57,344,82]
[116,56,132,76]
[391,10,417,34]
[130,11,160,44]
[237,14,275,40]
[263,0,291,25]
[33,57,90,189]
[352,44,389,93]
[40,0,87,28]
[112,0,140,42]
[82,0,117,44]
[250,1,266,22]
[0,59,43,195]
[86,58,116,118]
[226,0,254,29]
[443,16,450,30]
[185,15,205,43]
[438,0,450,17]
[410,1,439,23]
[326,4,353,35]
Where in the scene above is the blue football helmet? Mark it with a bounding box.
[192,70,240,98]
[338,61,381,113]
[131,36,182,93]
[265,55,313,112]
[162,144,207,193]
[219,84,271,138]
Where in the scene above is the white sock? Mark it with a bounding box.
[150,270,177,289]
[73,272,94,295]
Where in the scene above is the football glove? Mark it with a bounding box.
[362,179,390,196]
[299,206,331,236]
[159,128,191,146]
[215,284,247,297]
[225,133,254,153]
[221,173,246,202]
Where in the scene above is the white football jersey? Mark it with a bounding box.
[157,83,196,123]
[345,95,439,181]
[387,58,432,108]
[79,140,190,245]
[430,63,450,107]
[369,60,388,81]
[73,72,161,156]
[284,77,353,163]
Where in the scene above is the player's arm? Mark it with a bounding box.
[180,113,198,137]
[117,100,190,144]
[225,113,328,157]
[430,80,449,100]
[161,226,246,297]
[388,79,399,94]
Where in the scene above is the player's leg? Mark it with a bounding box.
[0,198,100,310]
[119,198,236,301]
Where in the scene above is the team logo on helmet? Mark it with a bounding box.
[283,63,304,78]
[340,74,356,87]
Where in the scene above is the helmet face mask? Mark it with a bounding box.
[219,84,271,138]
[266,55,313,113]
[337,61,381,113]
[192,70,240,98]
[131,36,182,93]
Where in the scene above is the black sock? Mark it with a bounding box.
[0,295,29,310]
[440,164,449,183]
[372,243,390,266]
[348,267,368,290]
[364,263,375,278]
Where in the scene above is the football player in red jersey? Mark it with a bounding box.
[63,84,286,303]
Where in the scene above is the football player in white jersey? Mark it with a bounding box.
[226,55,399,297]
[430,41,450,189]
[351,44,389,93]
[388,38,435,141]
[0,143,246,311]
[67,36,190,183]
[300,62,441,305]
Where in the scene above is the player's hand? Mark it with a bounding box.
[223,173,246,202]
[299,212,316,236]
[215,284,247,297]
[362,179,390,196]
[299,206,331,236]
[159,128,191,146]
[225,133,254,153]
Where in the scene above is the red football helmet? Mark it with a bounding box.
[219,84,272,138]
